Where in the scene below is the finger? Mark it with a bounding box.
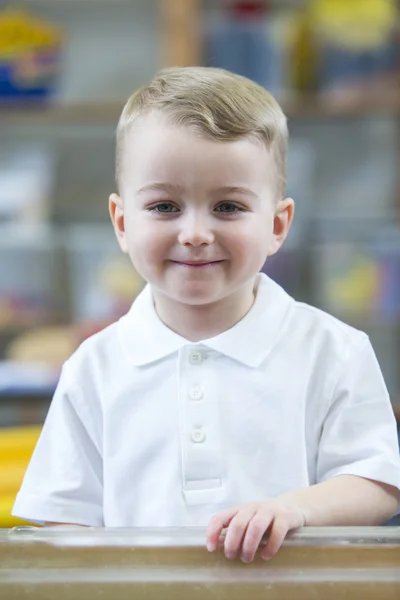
[260,517,289,560]
[240,513,272,563]
[223,508,257,560]
[206,507,238,552]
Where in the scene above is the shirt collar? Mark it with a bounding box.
[118,273,293,368]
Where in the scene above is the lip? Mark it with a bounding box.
[170,260,223,268]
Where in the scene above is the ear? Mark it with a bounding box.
[109,193,129,254]
[267,198,295,257]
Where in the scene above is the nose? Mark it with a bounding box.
[177,212,215,247]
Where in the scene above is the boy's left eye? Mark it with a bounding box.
[215,203,244,214]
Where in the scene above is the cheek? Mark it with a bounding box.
[126,217,172,263]
[225,219,272,259]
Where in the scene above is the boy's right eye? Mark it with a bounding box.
[149,203,179,214]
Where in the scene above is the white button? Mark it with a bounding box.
[189,387,203,401]
[189,350,204,365]
[191,429,205,443]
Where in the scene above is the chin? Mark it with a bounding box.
[170,284,221,306]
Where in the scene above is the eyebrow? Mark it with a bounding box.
[214,186,259,199]
[137,183,184,195]
[137,183,259,199]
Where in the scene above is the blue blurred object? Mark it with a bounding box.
[0,50,60,100]
[0,8,63,102]
[204,1,283,93]
[319,37,398,91]
[261,249,303,298]
[372,229,400,321]
[0,360,58,396]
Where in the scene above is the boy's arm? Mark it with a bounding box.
[12,363,103,527]
[206,475,400,563]
[207,336,400,563]
[279,475,400,526]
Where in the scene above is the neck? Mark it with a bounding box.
[152,278,257,342]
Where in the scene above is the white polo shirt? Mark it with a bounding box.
[12,273,400,526]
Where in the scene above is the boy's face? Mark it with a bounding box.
[110,111,293,307]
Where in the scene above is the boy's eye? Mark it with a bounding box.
[215,203,244,214]
[148,202,244,214]
[150,203,179,214]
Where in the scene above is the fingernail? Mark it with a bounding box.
[207,541,215,552]
[241,554,251,563]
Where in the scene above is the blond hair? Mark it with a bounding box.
[116,67,288,198]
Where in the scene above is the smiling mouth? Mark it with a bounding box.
[170,260,224,268]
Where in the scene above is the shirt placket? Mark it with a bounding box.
[178,346,224,502]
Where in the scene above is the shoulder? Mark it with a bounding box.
[259,274,368,354]
[257,274,369,365]
[271,287,372,395]
[290,300,369,353]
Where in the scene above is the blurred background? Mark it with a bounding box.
[0,0,399,526]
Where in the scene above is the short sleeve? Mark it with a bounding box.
[317,336,400,499]
[12,363,103,526]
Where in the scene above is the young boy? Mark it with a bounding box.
[12,67,400,564]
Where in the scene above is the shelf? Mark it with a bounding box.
[0,386,55,399]
[1,102,123,127]
[284,90,400,118]
[2,89,400,128]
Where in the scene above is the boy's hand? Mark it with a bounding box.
[206,500,306,563]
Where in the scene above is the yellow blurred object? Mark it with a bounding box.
[310,0,397,50]
[0,495,31,527]
[0,8,62,59]
[6,326,77,371]
[0,426,41,527]
[0,462,28,495]
[0,425,41,463]
[290,11,317,92]
[328,254,379,314]
[99,259,145,303]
